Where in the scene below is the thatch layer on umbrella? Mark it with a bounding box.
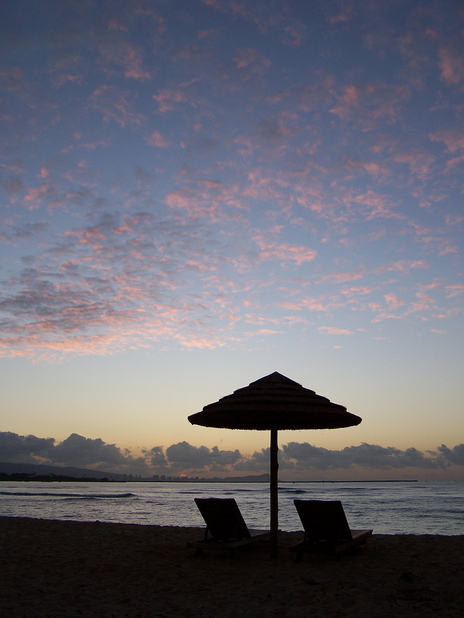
[188,372,361,430]
[188,371,362,558]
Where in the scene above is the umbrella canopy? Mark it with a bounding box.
[188,371,362,558]
[188,371,360,430]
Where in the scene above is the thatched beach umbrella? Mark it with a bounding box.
[188,371,362,558]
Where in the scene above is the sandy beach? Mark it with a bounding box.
[1,517,463,617]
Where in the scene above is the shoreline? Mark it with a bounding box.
[1,517,463,616]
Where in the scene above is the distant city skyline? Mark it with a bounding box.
[1,1,463,480]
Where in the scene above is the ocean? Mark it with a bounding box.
[1,480,463,535]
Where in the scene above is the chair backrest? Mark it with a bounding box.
[194,498,251,541]
[294,500,353,544]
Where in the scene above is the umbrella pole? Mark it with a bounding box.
[270,427,278,559]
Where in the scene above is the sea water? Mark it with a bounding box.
[1,481,463,535]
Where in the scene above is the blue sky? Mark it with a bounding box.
[1,0,463,480]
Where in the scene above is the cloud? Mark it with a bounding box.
[48,433,128,468]
[233,48,271,73]
[166,441,242,472]
[253,235,317,266]
[202,0,302,47]
[319,272,363,284]
[89,85,143,126]
[143,446,169,468]
[0,432,55,463]
[1,0,463,361]
[429,130,464,154]
[98,41,151,81]
[351,191,404,221]
[145,131,171,148]
[384,294,404,309]
[0,67,25,92]
[330,83,411,125]
[438,47,464,85]
[256,117,292,142]
[2,432,464,478]
[373,260,427,274]
[318,326,352,335]
[153,85,200,113]
[437,444,464,466]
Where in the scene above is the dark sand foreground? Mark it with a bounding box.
[1,517,463,617]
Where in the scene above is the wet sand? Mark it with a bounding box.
[1,516,463,617]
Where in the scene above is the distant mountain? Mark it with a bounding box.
[0,461,125,481]
[222,473,270,483]
[0,463,272,483]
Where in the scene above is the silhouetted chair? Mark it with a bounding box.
[188,497,269,556]
[290,499,372,561]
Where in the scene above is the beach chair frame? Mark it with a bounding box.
[290,499,372,561]
[188,497,269,556]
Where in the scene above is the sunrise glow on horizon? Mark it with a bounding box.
[1,1,463,480]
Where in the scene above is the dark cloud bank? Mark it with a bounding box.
[1,432,463,479]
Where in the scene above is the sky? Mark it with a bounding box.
[1,0,463,481]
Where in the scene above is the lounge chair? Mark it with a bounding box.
[290,499,372,561]
[188,497,269,556]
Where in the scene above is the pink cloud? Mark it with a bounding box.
[23,184,56,209]
[318,272,363,284]
[341,286,376,296]
[384,294,404,309]
[326,4,354,24]
[429,130,464,153]
[445,154,464,170]
[0,67,24,92]
[437,242,459,256]
[253,235,317,265]
[352,190,404,221]
[233,136,255,157]
[164,179,247,224]
[330,83,410,124]
[253,329,282,336]
[165,189,222,221]
[445,285,464,298]
[201,0,295,47]
[233,48,271,71]
[122,49,151,81]
[174,335,226,349]
[153,87,194,113]
[438,47,464,85]
[370,311,403,323]
[50,72,84,88]
[0,162,23,175]
[330,85,359,119]
[269,77,334,112]
[89,86,143,126]
[107,19,128,32]
[282,24,302,47]
[318,326,353,335]
[393,151,435,181]
[37,167,50,178]
[146,131,170,148]
[374,260,427,274]
[98,41,151,81]
[243,172,287,201]
[407,291,435,314]
[277,301,301,311]
[301,298,335,312]
[432,308,462,319]
[419,235,459,256]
